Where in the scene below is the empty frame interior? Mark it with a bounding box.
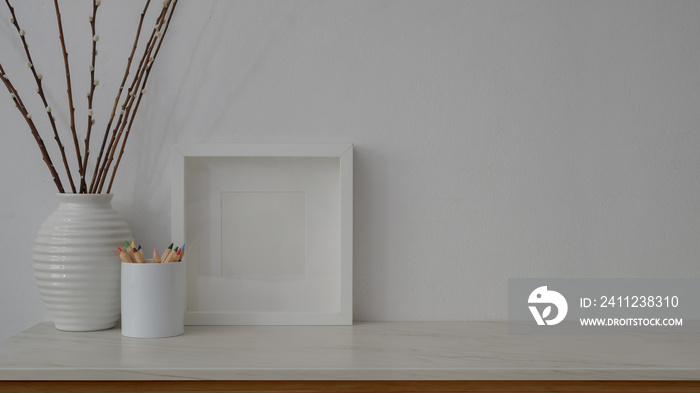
[182,155,343,323]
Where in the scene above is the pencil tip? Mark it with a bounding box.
[168,243,173,249]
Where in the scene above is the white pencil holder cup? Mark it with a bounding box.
[121,261,185,338]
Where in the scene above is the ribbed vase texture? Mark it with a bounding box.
[33,194,132,331]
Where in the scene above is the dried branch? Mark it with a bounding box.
[96,1,173,192]
[81,0,100,193]
[106,0,178,193]
[53,0,85,192]
[95,9,163,192]
[89,0,150,194]
[0,63,65,193]
[98,16,164,189]
[2,1,178,194]
[4,0,76,192]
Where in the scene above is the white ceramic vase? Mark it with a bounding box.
[33,194,132,331]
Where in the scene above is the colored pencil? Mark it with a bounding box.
[126,244,136,262]
[161,243,174,264]
[134,247,147,263]
[177,244,185,261]
[117,241,183,263]
[163,248,180,263]
[118,247,133,263]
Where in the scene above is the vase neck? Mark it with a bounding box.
[56,193,114,207]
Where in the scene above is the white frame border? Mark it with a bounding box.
[172,144,353,325]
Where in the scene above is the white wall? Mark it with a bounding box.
[2,0,699,341]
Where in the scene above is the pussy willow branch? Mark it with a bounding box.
[98,17,161,191]
[81,0,99,193]
[4,0,76,192]
[0,63,65,193]
[89,0,151,194]
[95,8,164,192]
[96,0,173,193]
[2,1,177,194]
[107,0,178,193]
[53,0,85,192]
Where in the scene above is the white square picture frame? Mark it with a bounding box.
[172,144,352,325]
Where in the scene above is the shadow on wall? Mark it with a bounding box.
[122,1,308,217]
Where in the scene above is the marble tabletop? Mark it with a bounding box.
[0,321,698,380]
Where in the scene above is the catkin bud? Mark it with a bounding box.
[88,109,93,116]
[93,34,99,42]
[19,29,25,36]
[94,79,99,86]
[89,65,94,72]
[46,106,52,113]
